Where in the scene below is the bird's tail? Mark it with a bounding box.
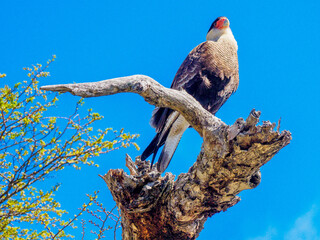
[141,113,189,172]
[157,115,189,172]
[141,130,168,166]
[141,111,180,167]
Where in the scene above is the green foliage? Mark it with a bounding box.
[0,57,139,239]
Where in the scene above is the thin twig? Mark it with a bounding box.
[52,194,96,239]
[114,208,121,240]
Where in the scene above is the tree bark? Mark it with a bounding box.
[41,75,291,240]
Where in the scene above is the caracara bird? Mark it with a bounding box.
[141,16,239,172]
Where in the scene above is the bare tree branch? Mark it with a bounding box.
[41,75,224,137]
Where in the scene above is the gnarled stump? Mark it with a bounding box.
[41,75,291,239]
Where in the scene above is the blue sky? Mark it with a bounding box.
[1,0,320,239]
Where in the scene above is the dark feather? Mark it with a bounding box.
[156,114,189,172]
[150,107,173,133]
[141,126,171,166]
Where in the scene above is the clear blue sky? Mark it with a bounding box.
[1,0,320,239]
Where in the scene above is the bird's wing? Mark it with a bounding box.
[173,40,239,114]
[149,43,205,133]
[173,40,238,91]
[170,42,205,90]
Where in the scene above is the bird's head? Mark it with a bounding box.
[206,17,232,41]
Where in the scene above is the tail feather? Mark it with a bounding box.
[142,112,179,165]
[157,134,183,173]
[141,129,170,166]
[141,133,160,161]
[150,107,173,132]
[142,112,189,172]
[157,115,189,172]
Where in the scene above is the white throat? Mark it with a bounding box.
[206,28,238,49]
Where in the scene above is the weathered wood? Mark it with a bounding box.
[40,75,223,137]
[41,75,291,240]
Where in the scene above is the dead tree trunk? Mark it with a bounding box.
[41,75,291,240]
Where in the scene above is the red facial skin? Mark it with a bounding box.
[215,18,228,29]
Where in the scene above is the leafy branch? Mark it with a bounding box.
[0,58,138,239]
